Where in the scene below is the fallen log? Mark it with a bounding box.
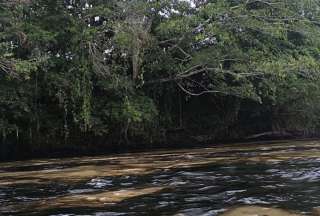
[246,131,293,140]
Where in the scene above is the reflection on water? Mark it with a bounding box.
[1,140,320,215]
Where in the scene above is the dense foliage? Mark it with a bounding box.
[2,0,320,159]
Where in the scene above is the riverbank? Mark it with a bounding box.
[1,135,318,162]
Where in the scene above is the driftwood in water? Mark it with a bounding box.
[313,208,320,216]
[220,206,302,216]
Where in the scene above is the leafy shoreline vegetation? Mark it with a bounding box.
[1,0,320,160]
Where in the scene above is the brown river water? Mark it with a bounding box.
[1,140,320,215]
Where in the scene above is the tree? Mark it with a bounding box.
[1,0,320,160]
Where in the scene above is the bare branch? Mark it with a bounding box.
[0,59,18,78]
[145,63,264,85]
[177,82,224,96]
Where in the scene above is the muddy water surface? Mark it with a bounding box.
[1,140,320,215]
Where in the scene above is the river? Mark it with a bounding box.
[0,140,320,215]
